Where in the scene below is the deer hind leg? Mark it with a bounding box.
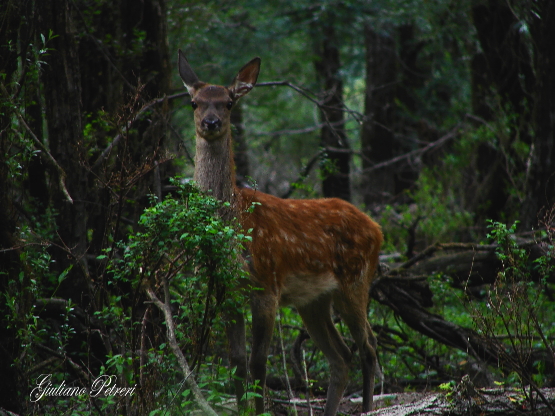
[297,294,352,416]
[249,290,278,414]
[226,310,247,410]
[334,292,378,413]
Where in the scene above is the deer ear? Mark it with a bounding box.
[178,50,200,95]
[229,57,261,100]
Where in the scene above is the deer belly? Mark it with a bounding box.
[279,272,339,307]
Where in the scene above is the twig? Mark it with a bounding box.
[145,282,218,416]
[301,348,313,416]
[36,343,90,383]
[0,242,49,253]
[24,356,59,377]
[139,307,149,389]
[277,311,298,415]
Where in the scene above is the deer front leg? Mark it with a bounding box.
[226,310,247,411]
[249,291,278,414]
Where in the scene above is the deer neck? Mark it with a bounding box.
[194,134,239,217]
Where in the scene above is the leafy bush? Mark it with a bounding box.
[100,178,251,414]
[468,220,555,409]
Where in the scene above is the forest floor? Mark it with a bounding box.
[270,387,555,415]
[270,391,432,415]
[344,391,433,414]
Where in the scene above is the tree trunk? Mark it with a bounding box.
[522,0,555,228]
[0,2,31,411]
[312,18,351,201]
[37,0,90,300]
[470,1,535,225]
[361,24,397,206]
[471,1,555,229]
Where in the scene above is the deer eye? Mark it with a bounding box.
[226,101,233,110]
[191,101,198,110]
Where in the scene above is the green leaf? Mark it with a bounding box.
[58,265,73,284]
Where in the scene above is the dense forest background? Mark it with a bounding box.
[1,0,554,415]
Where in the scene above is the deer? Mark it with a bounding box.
[178,49,383,416]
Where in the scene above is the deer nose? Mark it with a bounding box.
[202,116,221,131]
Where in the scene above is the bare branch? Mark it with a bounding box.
[255,81,365,140]
[145,283,219,416]
[91,92,189,171]
[252,120,347,138]
[361,127,460,174]
[256,81,321,106]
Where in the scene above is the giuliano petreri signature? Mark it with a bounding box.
[30,374,137,402]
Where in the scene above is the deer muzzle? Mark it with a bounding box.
[201,116,222,131]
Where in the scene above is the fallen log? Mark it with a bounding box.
[371,239,554,368]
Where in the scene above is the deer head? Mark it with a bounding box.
[178,50,260,207]
[178,50,260,142]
